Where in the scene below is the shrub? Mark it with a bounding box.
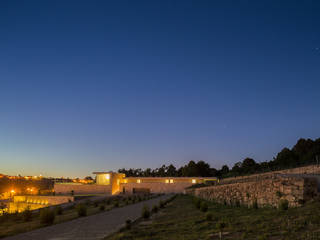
[99,205,105,211]
[195,199,201,209]
[94,201,99,208]
[85,200,92,206]
[152,205,158,213]
[55,206,63,215]
[279,199,289,210]
[125,219,132,229]
[40,209,55,225]
[113,201,119,208]
[106,199,111,205]
[76,204,87,217]
[22,207,32,222]
[141,205,150,219]
[252,200,258,209]
[200,202,208,212]
[206,212,213,221]
[159,200,165,208]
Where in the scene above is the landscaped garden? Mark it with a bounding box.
[106,194,320,240]
[0,194,157,238]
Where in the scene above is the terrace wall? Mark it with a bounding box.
[186,174,318,208]
[54,183,112,195]
[120,182,193,194]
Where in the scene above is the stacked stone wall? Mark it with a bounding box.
[186,174,318,208]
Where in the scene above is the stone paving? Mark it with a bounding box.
[3,195,171,240]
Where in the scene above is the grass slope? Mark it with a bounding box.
[107,194,320,240]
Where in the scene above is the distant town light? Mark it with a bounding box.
[192,179,196,184]
[165,179,169,183]
[169,179,174,184]
[137,179,141,183]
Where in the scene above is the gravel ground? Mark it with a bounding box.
[3,195,172,240]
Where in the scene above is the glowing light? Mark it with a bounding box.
[165,179,169,183]
[11,190,15,194]
[192,179,196,184]
[105,174,110,180]
[169,179,174,184]
[137,179,141,183]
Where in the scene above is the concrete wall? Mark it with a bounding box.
[8,195,74,213]
[54,183,112,195]
[14,195,74,205]
[186,174,318,208]
[120,182,193,194]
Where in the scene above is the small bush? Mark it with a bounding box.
[141,205,150,219]
[279,199,289,210]
[85,200,92,206]
[200,202,208,212]
[40,209,55,225]
[252,200,258,209]
[22,208,32,222]
[125,219,132,229]
[216,220,227,231]
[152,205,158,213]
[113,201,119,208]
[55,206,63,215]
[206,212,213,221]
[76,204,87,217]
[195,199,201,209]
[99,205,105,211]
[93,201,99,208]
[159,200,165,208]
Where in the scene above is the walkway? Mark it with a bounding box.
[4,195,171,240]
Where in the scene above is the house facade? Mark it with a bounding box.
[54,171,217,195]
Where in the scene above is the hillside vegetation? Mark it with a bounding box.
[119,138,320,178]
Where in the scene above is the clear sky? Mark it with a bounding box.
[0,0,319,178]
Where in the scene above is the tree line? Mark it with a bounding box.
[119,138,320,178]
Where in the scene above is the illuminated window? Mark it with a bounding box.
[117,179,120,185]
[137,179,141,183]
[192,179,196,184]
[165,179,169,183]
[169,179,174,183]
[105,174,110,180]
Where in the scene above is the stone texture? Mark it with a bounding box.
[186,174,318,208]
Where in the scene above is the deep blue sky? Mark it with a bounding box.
[0,1,319,178]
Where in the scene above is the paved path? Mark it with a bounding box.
[4,195,172,240]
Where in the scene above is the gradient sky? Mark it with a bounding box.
[0,1,319,178]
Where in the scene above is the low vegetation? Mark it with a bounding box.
[106,194,320,240]
[0,193,158,238]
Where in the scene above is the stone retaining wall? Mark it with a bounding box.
[186,174,318,208]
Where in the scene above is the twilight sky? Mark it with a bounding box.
[0,1,319,178]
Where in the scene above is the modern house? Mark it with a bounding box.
[54,171,217,195]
